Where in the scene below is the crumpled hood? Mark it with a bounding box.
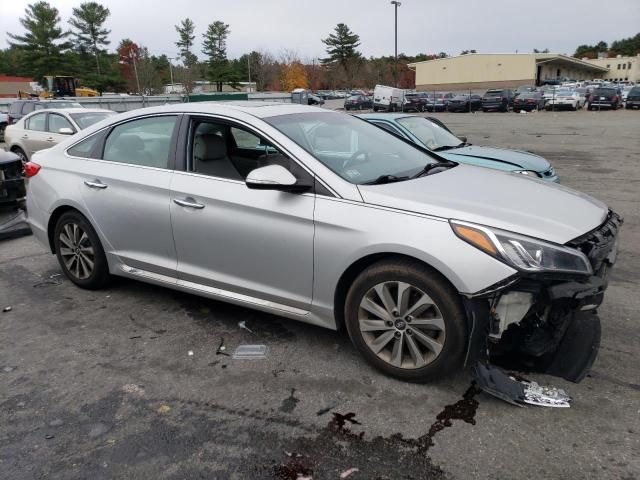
[438,145,551,172]
[357,164,608,244]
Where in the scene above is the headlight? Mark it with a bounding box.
[450,220,593,275]
[512,170,542,178]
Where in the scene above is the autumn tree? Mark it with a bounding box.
[280,61,308,91]
[7,1,72,83]
[68,2,110,75]
[175,17,197,94]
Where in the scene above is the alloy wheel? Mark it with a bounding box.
[358,281,446,369]
[59,222,95,280]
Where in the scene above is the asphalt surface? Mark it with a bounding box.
[1,108,639,480]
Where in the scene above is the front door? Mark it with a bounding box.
[170,116,315,311]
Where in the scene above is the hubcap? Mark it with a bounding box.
[59,223,95,280]
[358,281,445,369]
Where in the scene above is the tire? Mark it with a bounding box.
[373,106,379,112]
[344,259,467,382]
[482,108,488,112]
[11,146,28,164]
[54,210,110,289]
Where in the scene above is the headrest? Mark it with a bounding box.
[115,134,145,152]
[194,134,227,161]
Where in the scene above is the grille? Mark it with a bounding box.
[568,211,623,275]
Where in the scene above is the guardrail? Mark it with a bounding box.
[0,92,293,113]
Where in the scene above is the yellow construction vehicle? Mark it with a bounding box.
[17,76,98,99]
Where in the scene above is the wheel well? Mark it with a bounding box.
[47,206,79,253]
[333,253,458,332]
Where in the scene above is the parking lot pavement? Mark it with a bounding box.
[1,110,639,479]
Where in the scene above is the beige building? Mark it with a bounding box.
[583,54,640,83]
[408,53,608,91]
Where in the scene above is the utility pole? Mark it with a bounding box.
[130,49,141,95]
[247,54,252,92]
[391,1,401,87]
[167,57,175,88]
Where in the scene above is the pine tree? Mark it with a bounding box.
[68,2,111,75]
[175,17,197,94]
[7,1,72,84]
[202,21,238,91]
[321,23,362,87]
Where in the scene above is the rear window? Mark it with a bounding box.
[593,88,616,95]
[485,90,503,96]
[629,87,640,95]
[70,112,115,129]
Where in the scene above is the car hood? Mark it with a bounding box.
[357,164,608,244]
[438,146,550,172]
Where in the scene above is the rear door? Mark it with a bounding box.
[78,114,180,277]
[22,112,50,157]
[47,112,77,146]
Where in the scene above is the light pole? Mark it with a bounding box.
[391,1,401,87]
[167,57,175,89]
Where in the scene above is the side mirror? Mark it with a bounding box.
[58,127,74,135]
[245,164,310,193]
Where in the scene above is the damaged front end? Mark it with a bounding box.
[458,211,623,407]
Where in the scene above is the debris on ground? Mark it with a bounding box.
[187,350,194,357]
[3,306,12,312]
[44,434,54,440]
[33,278,62,288]
[157,404,171,414]
[232,344,268,359]
[2,366,16,373]
[122,384,145,396]
[216,337,229,356]
[316,401,339,416]
[340,467,359,478]
[238,320,254,334]
[279,388,300,413]
[48,419,63,427]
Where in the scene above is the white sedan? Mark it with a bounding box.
[4,108,115,162]
[543,89,586,111]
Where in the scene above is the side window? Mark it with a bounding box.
[9,103,21,115]
[103,116,177,169]
[26,113,47,132]
[68,134,100,158]
[23,103,36,114]
[190,119,301,181]
[49,114,75,134]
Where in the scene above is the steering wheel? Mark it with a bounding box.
[343,149,370,170]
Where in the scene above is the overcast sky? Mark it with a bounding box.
[1,0,639,62]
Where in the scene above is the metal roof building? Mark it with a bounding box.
[407,53,609,91]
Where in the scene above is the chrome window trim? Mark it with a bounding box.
[184,112,340,198]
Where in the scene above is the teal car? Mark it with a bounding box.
[358,113,559,182]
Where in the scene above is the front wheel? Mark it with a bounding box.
[54,211,110,289]
[344,260,467,382]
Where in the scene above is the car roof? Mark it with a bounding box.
[95,101,335,120]
[45,108,113,114]
[356,113,415,121]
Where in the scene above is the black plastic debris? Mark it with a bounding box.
[2,306,11,313]
[216,337,230,356]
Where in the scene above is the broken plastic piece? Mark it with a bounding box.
[216,337,229,356]
[187,350,194,356]
[522,381,571,408]
[340,468,359,478]
[2,306,11,313]
[232,344,268,359]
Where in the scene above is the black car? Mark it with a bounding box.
[0,150,25,207]
[447,94,482,112]
[513,92,545,112]
[6,99,83,125]
[344,95,373,111]
[625,86,640,109]
[588,88,621,110]
[481,89,513,112]
[403,92,429,112]
[514,85,536,97]
[424,92,454,112]
[307,94,325,106]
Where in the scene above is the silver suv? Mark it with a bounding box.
[24,103,621,403]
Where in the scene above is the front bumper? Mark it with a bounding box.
[463,211,623,405]
[626,100,640,108]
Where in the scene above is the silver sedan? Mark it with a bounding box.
[23,102,621,404]
[4,108,115,162]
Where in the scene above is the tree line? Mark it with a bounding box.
[2,2,638,95]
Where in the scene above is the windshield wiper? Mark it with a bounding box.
[432,142,466,152]
[410,162,454,179]
[364,174,410,185]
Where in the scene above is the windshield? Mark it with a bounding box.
[264,112,440,184]
[396,116,462,151]
[70,111,115,129]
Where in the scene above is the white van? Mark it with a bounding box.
[373,85,405,111]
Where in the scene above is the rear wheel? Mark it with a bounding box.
[54,211,110,289]
[344,260,467,382]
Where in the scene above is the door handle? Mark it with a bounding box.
[46,137,55,142]
[173,198,205,209]
[21,135,28,139]
[84,180,108,189]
